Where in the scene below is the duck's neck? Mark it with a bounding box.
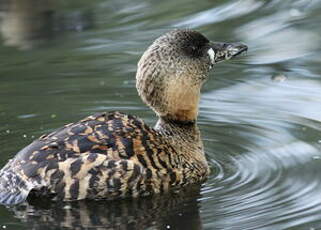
[154,117,203,150]
[155,116,209,177]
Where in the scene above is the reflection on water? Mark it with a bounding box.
[1,0,321,229]
[174,0,264,28]
[4,187,202,230]
[237,7,321,64]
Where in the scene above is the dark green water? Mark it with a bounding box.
[1,0,321,229]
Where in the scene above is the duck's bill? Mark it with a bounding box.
[209,42,248,64]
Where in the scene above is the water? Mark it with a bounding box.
[1,0,321,229]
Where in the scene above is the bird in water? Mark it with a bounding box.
[0,29,247,205]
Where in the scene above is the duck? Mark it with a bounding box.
[0,29,247,205]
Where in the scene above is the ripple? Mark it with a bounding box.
[236,4,321,64]
[202,140,321,229]
[201,78,321,125]
[200,76,321,229]
[174,0,263,28]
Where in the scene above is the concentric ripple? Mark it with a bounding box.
[199,77,321,230]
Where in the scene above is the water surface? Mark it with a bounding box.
[1,0,321,229]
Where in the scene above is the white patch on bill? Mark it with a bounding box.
[207,48,215,64]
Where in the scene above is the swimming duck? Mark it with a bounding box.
[0,29,247,205]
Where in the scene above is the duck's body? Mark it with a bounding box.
[0,29,247,205]
[0,112,208,204]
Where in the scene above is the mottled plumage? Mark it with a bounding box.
[0,29,247,205]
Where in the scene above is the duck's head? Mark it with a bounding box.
[136,29,247,123]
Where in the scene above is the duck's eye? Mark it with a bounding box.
[207,48,215,64]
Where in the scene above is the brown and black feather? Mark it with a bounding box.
[0,112,208,205]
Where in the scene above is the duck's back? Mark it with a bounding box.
[0,111,178,205]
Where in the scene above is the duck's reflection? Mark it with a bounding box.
[0,0,93,50]
[11,186,202,230]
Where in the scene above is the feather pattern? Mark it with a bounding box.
[0,112,209,205]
